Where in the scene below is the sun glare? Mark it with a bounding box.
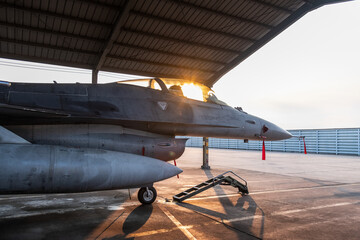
[181,83,204,101]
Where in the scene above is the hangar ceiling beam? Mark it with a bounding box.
[106,55,216,74]
[248,0,292,14]
[131,11,257,43]
[0,52,92,70]
[101,66,181,80]
[112,42,226,66]
[0,2,112,29]
[0,39,99,56]
[302,0,346,8]
[75,0,121,10]
[93,0,135,83]
[0,22,104,44]
[123,29,240,56]
[166,0,273,30]
[0,0,344,86]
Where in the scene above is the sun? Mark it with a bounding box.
[181,83,204,101]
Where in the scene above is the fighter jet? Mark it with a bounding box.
[0,78,291,203]
[0,0,349,204]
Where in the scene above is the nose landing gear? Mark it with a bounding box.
[138,186,157,204]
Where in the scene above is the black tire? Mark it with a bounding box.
[138,187,157,204]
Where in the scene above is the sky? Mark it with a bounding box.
[213,0,360,129]
[0,1,359,130]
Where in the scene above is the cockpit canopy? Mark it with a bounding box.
[117,78,228,106]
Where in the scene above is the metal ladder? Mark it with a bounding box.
[173,171,248,202]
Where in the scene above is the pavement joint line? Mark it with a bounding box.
[124,214,259,239]
[182,182,360,201]
[158,205,197,240]
[1,207,99,219]
[0,190,129,200]
[1,202,139,219]
[178,202,263,240]
[124,212,260,238]
[127,226,192,238]
[94,211,125,240]
[168,200,360,239]
[272,201,360,215]
[221,201,360,223]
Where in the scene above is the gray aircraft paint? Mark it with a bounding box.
[0,144,182,193]
[0,81,291,140]
[0,126,30,144]
[0,80,291,195]
[5,124,187,161]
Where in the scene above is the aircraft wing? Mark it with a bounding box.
[0,0,349,87]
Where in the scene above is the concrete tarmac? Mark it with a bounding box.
[0,148,359,239]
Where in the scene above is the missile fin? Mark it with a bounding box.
[0,126,30,144]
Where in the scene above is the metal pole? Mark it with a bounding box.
[92,69,98,84]
[201,137,210,169]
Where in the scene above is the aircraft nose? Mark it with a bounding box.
[262,121,292,141]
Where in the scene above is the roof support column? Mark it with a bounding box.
[93,0,134,74]
[201,137,210,169]
[92,69,99,84]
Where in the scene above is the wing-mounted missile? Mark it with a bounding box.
[5,124,188,161]
[0,144,182,194]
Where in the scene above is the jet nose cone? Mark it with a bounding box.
[262,121,292,141]
[274,128,292,140]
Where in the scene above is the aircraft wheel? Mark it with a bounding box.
[138,187,157,204]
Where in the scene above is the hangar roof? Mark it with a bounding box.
[0,0,346,87]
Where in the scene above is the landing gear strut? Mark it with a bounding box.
[138,186,157,204]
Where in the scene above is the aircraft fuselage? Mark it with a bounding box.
[0,81,291,141]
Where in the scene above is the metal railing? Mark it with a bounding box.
[182,128,360,156]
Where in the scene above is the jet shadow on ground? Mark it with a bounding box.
[177,169,265,239]
[104,204,153,240]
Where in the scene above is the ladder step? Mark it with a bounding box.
[173,171,249,202]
